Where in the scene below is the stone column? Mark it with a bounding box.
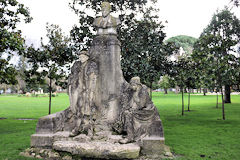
[91,35,124,125]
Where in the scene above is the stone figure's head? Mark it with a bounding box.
[130,77,141,91]
[101,2,111,17]
[79,51,89,63]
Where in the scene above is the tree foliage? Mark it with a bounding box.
[24,24,75,114]
[0,59,18,85]
[158,75,171,94]
[166,35,197,56]
[0,0,32,85]
[198,7,240,96]
[192,7,240,120]
[230,0,239,6]
[120,9,166,84]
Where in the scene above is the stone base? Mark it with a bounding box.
[53,141,140,159]
[31,134,54,148]
[141,136,167,155]
[31,131,73,148]
[30,132,171,159]
[141,136,173,159]
[20,147,174,160]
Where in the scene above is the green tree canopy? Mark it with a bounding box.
[0,0,32,85]
[192,7,240,120]
[166,35,197,56]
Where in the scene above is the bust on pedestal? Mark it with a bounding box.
[93,2,120,35]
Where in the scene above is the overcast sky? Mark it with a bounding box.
[18,0,240,47]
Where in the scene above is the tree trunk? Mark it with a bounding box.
[4,85,7,94]
[216,92,218,108]
[188,88,190,112]
[49,78,52,115]
[221,87,225,120]
[164,88,168,94]
[182,88,184,116]
[224,85,231,103]
[203,88,207,96]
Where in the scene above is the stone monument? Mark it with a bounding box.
[26,2,171,159]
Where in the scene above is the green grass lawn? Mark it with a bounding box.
[0,92,240,160]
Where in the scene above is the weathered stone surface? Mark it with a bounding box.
[73,134,91,142]
[141,136,166,155]
[36,108,76,134]
[48,150,61,158]
[54,131,72,141]
[107,135,123,143]
[93,2,120,35]
[31,134,54,148]
[112,77,165,143]
[53,141,140,159]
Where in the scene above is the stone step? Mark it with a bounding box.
[53,140,140,159]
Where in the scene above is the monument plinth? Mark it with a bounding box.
[26,2,171,160]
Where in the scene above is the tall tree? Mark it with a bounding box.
[202,7,240,104]
[192,8,240,120]
[192,38,220,107]
[0,0,32,85]
[69,0,175,96]
[173,57,189,116]
[120,9,175,99]
[25,24,75,114]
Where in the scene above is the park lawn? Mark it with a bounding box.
[153,92,240,160]
[0,94,69,160]
[0,92,239,160]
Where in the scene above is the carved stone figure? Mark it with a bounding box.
[93,2,120,35]
[111,77,163,145]
[68,51,97,137]
[29,2,168,159]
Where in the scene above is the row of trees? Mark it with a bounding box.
[158,7,240,120]
[1,0,239,119]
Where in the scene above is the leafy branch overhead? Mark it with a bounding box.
[0,0,32,85]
